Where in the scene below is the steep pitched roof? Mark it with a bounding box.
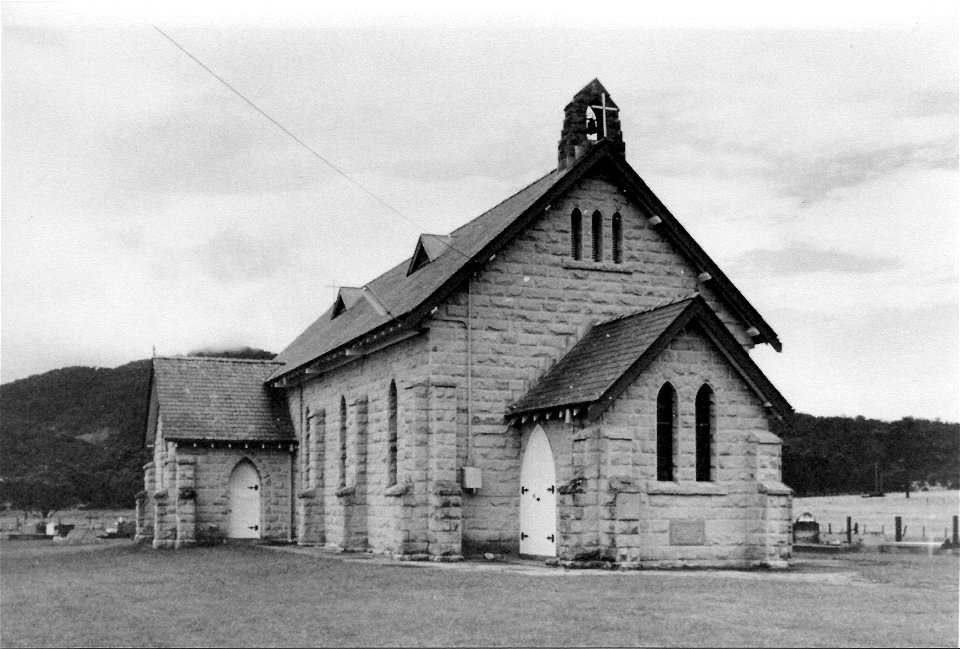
[151,357,294,442]
[507,296,792,421]
[270,140,781,383]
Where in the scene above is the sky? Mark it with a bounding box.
[2,2,957,422]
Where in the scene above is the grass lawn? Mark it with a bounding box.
[1,542,957,647]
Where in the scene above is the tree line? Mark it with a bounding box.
[773,413,959,496]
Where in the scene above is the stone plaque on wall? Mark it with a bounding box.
[669,520,706,545]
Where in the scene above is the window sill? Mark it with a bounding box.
[384,483,409,497]
[297,488,316,499]
[758,481,792,496]
[335,485,356,498]
[562,259,632,274]
[647,481,728,496]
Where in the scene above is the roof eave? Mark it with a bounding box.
[587,298,792,421]
[603,154,782,351]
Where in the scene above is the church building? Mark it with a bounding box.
[137,80,794,568]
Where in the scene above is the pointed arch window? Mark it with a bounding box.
[591,211,603,262]
[570,209,582,260]
[656,383,677,481]
[304,408,312,488]
[612,212,623,264]
[695,385,715,482]
[339,397,347,488]
[387,381,398,487]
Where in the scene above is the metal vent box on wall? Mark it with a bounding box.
[460,466,482,489]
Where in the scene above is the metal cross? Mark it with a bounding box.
[589,93,619,138]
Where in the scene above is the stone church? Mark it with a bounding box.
[137,80,794,567]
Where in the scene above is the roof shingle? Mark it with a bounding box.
[152,357,294,442]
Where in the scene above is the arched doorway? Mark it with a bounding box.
[519,425,557,557]
[228,460,261,539]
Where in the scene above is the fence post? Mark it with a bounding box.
[953,515,958,547]
[895,516,902,542]
[846,516,852,544]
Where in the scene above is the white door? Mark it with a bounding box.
[228,461,261,539]
[519,425,557,557]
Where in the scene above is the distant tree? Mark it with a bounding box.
[0,469,80,519]
[188,347,275,360]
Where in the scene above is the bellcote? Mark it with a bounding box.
[557,79,625,171]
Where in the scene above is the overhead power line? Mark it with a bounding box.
[148,22,470,261]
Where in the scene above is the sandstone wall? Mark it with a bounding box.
[287,171,785,562]
[426,173,757,553]
[536,324,791,566]
[290,335,434,555]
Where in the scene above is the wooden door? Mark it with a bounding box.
[228,460,261,539]
[519,425,557,557]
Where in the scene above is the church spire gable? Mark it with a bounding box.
[557,78,626,170]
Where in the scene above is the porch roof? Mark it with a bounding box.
[507,296,791,422]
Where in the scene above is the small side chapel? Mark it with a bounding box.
[137,80,794,567]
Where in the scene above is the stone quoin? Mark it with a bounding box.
[138,79,794,567]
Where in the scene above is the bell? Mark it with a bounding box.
[585,116,598,136]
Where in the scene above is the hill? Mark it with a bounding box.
[0,348,274,515]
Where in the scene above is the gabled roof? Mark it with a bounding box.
[507,296,792,421]
[332,287,363,318]
[151,357,294,442]
[270,140,781,383]
[407,234,452,275]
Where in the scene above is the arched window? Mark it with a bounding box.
[304,409,312,488]
[570,209,582,260]
[612,212,623,264]
[387,381,398,487]
[695,385,715,482]
[591,211,603,262]
[339,397,347,487]
[656,383,677,481]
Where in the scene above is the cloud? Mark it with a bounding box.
[752,301,959,421]
[106,91,324,196]
[194,229,294,282]
[732,242,900,277]
[780,139,958,201]
[906,88,959,119]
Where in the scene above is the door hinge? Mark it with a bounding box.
[248,484,259,490]
[547,534,555,543]
[520,532,528,540]
[520,486,529,494]
[248,525,259,531]
[547,485,555,494]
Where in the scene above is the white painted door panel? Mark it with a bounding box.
[519,426,557,556]
[228,461,261,539]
